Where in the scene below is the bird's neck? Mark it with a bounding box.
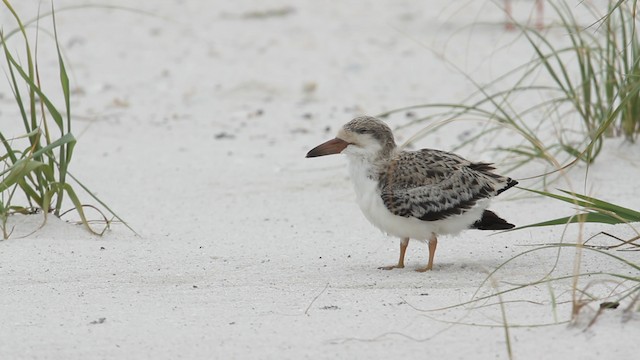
[345,148,396,182]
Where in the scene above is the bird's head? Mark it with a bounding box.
[306,116,396,159]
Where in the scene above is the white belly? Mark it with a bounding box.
[347,157,488,241]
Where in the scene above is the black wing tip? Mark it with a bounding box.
[468,162,518,196]
[472,210,515,230]
[497,178,518,195]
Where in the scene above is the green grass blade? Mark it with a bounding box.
[64,170,138,235]
[51,4,70,132]
[514,187,640,230]
[514,213,622,230]
[0,160,45,192]
[1,31,32,141]
[520,187,596,209]
[559,190,640,220]
[42,183,104,235]
[4,48,65,131]
[0,133,75,179]
[2,0,38,143]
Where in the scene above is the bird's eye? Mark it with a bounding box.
[356,129,372,134]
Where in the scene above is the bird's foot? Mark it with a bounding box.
[378,264,404,270]
[415,265,433,272]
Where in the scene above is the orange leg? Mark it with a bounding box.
[379,237,409,270]
[416,234,437,272]
[504,0,515,31]
[535,0,544,31]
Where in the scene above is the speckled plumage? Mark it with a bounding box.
[378,149,515,222]
[306,116,518,271]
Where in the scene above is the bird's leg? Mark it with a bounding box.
[416,234,437,272]
[535,0,545,31]
[378,237,409,270]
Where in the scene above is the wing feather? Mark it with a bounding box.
[378,149,515,221]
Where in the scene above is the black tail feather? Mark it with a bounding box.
[472,210,514,230]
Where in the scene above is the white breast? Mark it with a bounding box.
[346,156,489,241]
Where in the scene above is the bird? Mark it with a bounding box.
[306,116,518,272]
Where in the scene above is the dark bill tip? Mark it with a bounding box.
[306,138,349,158]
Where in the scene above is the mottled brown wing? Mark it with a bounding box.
[378,149,509,221]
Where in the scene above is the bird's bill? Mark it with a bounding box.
[306,138,349,158]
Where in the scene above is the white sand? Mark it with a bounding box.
[1,1,639,359]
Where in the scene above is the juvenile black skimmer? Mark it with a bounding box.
[306,116,517,271]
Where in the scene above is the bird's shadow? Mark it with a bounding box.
[343,260,503,283]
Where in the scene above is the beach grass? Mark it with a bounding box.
[0,1,132,237]
[382,0,640,173]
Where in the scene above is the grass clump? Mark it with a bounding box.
[522,0,640,158]
[515,189,640,317]
[0,1,130,238]
[382,0,640,171]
